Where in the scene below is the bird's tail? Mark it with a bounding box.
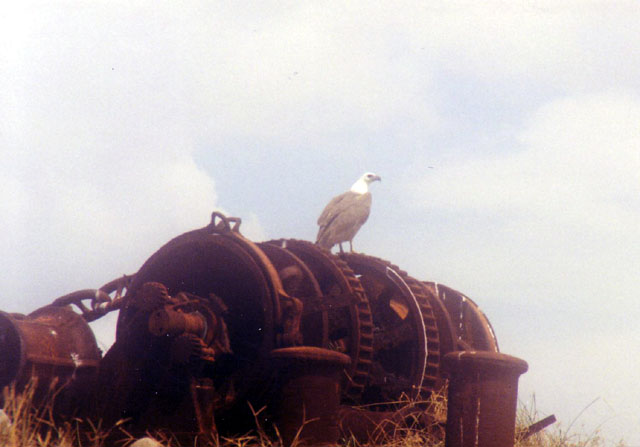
[315,229,332,249]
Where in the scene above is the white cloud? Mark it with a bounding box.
[0,150,222,308]
[404,93,640,299]
[2,2,640,444]
[184,3,442,147]
[399,92,640,443]
[6,1,637,163]
[408,93,640,226]
[397,1,640,91]
[0,3,244,310]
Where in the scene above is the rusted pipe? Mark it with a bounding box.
[269,347,351,447]
[519,414,557,440]
[0,307,101,416]
[148,307,208,338]
[0,307,101,388]
[443,351,528,447]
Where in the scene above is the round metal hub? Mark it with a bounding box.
[340,253,443,401]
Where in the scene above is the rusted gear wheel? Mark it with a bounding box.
[340,253,443,402]
[266,240,374,402]
[109,221,286,421]
[257,242,328,348]
[422,282,499,352]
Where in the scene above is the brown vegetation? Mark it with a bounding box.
[0,384,623,447]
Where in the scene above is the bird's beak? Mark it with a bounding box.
[374,175,382,182]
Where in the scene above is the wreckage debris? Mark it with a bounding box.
[0,212,548,447]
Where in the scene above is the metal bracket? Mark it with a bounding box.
[206,211,242,234]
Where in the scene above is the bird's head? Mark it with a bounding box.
[351,172,381,193]
[362,172,382,184]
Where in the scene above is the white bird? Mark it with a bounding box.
[316,172,381,253]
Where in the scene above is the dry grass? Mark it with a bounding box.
[337,391,446,447]
[0,384,625,447]
[0,381,123,447]
[516,395,626,447]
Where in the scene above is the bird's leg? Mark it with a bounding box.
[338,243,344,254]
[349,240,354,252]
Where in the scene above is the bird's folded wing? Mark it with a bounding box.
[317,191,355,226]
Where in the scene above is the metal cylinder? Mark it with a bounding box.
[443,351,528,447]
[269,347,351,447]
[0,306,101,413]
[148,307,207,338]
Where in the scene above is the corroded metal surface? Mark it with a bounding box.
[266,239,375,402]
[0,307,100,387]
[339,252,443,401]
[0,212,537,446]
[50,275,132,322]
[424,282,499,352]
[269,347,351,446]
[518,414,557,441]
[443,351,528,447]
[0,306,101,415]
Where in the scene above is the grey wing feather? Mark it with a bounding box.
[317,192,353,226]
[316,192,372,248]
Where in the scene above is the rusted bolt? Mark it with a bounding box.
[443,351,528,447]
[269,347,351,447]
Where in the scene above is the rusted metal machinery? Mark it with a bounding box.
[0,213,544,446]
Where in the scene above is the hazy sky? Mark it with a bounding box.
[2,2,639,445]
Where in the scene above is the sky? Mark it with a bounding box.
[1,1,639,445]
